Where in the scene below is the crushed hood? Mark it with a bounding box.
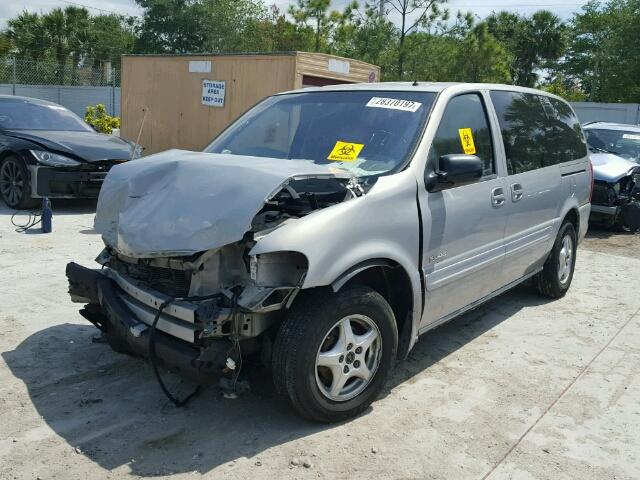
[94,150,352,257]
[591,152,639,183]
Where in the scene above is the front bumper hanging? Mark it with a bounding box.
[66,262,230,384]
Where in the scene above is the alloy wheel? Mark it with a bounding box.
[0,159,25,207]
[557,234,573,284]
[315,314,382,402]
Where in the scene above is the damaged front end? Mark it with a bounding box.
[590,152,640,232]
[66,152,362,383]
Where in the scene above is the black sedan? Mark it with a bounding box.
[0,95,139,209]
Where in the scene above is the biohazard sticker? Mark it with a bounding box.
[328,141,365,162]
[458,128,476,155]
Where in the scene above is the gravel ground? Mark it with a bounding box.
[0,200,639,480]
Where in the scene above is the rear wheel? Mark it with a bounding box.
[534,221,577,298]
[0,155,38,209]
[272,286,397,422]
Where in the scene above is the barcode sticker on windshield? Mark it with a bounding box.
[366,97,422,112]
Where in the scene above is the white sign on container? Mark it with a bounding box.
[202,80,226,107]
[189,60,211,73]
[328,58,350,75]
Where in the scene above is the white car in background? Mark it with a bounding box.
[583,122,640,232]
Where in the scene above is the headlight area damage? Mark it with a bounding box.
[590,152,640,232]
[65,152,362,390]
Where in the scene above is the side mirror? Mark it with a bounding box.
[425,154,484,192]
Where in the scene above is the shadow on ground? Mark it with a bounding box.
[585,224,623,240]
[2,283,551,476]
[582,224,639,258]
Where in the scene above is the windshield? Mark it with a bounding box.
[205,90,436,177]
[0,99,92,132]
[585,128,640,162]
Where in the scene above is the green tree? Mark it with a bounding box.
[288,0,332,52]
[453,23,511,83]
[42,8,71,82]
[401,18,510,84]
[63,6,92,83]
[254,5,315,52]
[383,0,450,79]
[6,12,49,61]
[135,0,267,53]
[331,2,395,68]
[540,76,587,101]
[486,10,565,87]
[0,33,10,56]
[89,15,136,68]
[135,0,207,53]
[562,0,640,102]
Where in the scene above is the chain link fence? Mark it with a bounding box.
[0,56,121,117]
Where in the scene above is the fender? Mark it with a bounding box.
[250,169,425,354]
[330,258,397,292]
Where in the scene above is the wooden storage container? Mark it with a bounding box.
[120,52,380,154]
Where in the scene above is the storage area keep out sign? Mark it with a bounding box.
[202,80,226,107]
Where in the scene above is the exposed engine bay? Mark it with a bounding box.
[590,152,640,232]
[99,175,359,339]
[66,152,365,390]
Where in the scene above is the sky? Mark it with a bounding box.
[0,0,593,29]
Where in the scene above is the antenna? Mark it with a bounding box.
[132,107,148,161]
[412,80,419,86]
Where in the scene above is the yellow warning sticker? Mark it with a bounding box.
[328,141,365,162]
[458,128,476,155]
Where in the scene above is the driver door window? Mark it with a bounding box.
[428,93,495,178]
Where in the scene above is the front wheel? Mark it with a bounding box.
[272,286,398,422]
[534,221,577,298]
[0,155,39,209]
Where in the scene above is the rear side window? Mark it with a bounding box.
[546,97,588,163]
[490,91,587,175]
[428,93,495,176]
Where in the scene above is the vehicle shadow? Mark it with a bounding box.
[2,284,549,476]
[585,224,632,239]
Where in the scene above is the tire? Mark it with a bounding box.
[534,221,577,298]
[615,202,640,233]
[0,155,39,209]
[272,286,397,422]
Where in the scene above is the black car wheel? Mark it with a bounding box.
[0,155,38,209]
[534,221,577,298]
[272,286,398,423]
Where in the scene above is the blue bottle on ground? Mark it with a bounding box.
[41,197,52,233]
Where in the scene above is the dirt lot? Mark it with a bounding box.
[1,200,639,480]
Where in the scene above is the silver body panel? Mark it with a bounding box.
[93,82,591,352]
[590,152,639,183]
[94,150,351,258]
[253,83,591,350]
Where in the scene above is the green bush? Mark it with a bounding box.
[85,104,120,134]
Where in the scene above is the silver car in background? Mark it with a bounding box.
[583,122,640,232]
[67,83,591,422]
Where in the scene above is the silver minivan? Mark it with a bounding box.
[67,82,592,422]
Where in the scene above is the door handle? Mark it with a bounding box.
[491,187,505,207]
[511,183,524,202]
